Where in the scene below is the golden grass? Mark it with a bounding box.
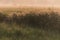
[0,7,60,16]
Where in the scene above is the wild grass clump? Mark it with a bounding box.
[10,12,60,29]
[0,12,60,29]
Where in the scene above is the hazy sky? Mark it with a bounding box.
[0,0,60,7]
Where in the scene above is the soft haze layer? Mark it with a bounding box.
[0,0,60,7]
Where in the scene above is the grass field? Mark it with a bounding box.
[0,8,60,40]
[0,23,60,40]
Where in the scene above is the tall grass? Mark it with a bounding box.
[0,11,60,40]
[0,12,60,29]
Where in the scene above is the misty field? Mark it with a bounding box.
[0,8,60,40]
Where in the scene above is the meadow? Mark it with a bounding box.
[0,8,60,40]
